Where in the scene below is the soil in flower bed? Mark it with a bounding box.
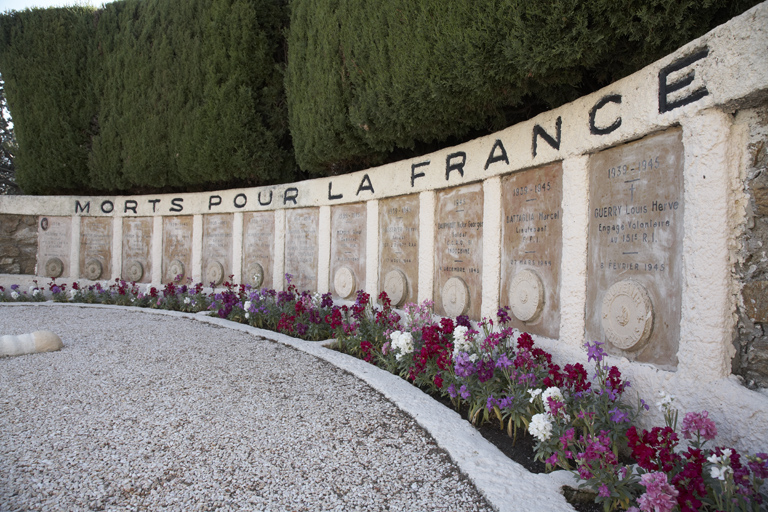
[430,394,602,512]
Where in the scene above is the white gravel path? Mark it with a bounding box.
[1,304,577,512]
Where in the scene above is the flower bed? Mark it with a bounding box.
[2,277,767,511]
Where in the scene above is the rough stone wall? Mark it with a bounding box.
[0,215,38,275]
[735,104,768,388]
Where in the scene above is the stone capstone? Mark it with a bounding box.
[0,330,64,357]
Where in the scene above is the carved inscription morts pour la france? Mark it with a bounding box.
[501,162,563,339]
[586,128,684,369]
[435,183,483,320]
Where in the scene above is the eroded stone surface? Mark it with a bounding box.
[434,184,483,319]
[122,217,152,283]
[331,204,366,299]
[163,217,193,283]
[36,216,69,278]
[586,128,684,369]
[284,209,319,292]
[0,215,37,275]
[379,195,419,306]
[500,163,563,338]
[242,212,274,289]
[79,217,112,281]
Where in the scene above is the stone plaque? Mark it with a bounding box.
[202,214,233,286]
[379,194,419,307]
[434,183,483,319]
[284,208,319,292]
[586,127,684,369]
[163,216,193,283]
[331,203,366,300]
[500,162,563,339]
[122,217,152,283]
[37,216,70,278]
[79,217,112,281]
[242,211,274,290]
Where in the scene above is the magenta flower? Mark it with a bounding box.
[637,472,679,512]
[681,411,717,441]
[598,484,610,498]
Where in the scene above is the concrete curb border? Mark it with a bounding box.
[2,301,582,512]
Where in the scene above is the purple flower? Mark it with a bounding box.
[477,359,495,383]
[598,484,610,498]
[11,284,19,290]
[486,395,498,412]
[51,285,61,294]
[321,293,334,308]
[447,383,458,399]
[498,396,514,409]
[545,453,558,466]
[454,352,476,378]
[609,407,629,424]
[585,341,606,363]
[455,315,471,328]
[640,398,650,411]
[459,385,471,400]
[497,306,511,324]
[495,353,512,370]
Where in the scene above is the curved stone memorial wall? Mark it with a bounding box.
[2,4,768,452]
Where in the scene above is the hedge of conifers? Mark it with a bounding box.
[0,0,761,194]
[0,0,293,195]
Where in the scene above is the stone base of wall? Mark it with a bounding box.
[0,215,37,275]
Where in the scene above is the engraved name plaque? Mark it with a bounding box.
[37,216,70,278]
[163,216,193,283]
[379,194,419,307]
[80,217,112,281]
[242,212,274,290]
[586,128,684,369]
[284,208,319,292]
[122,217,152,283]
[501,162,563,338]
[331,203,366,299]
[435,183,483,319]
[202,214,233,286]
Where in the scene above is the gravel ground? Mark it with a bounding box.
[0,305,494,512]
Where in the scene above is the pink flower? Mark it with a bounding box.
[637,472,679,512]
[681,411,717,441]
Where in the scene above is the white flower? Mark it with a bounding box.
[184,297,192,305]
[29,286,36,294]
[245,313,250,319]
[390,331,414,360]
[707,450,733,480]
[656,390,675,412]
[452,325,471,355]
[542,387,564,413]
[10,291,19,300]
[244,300,252,311]
[32,289,40,297]
[469,353,478,363]
[529,413,554,442]
[69,289,77,299]
[528,389,543,403]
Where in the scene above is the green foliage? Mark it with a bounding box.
[0,7,97,194]
[0,0,293,195]
[89,0,294,192]
[286,0,761,176]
